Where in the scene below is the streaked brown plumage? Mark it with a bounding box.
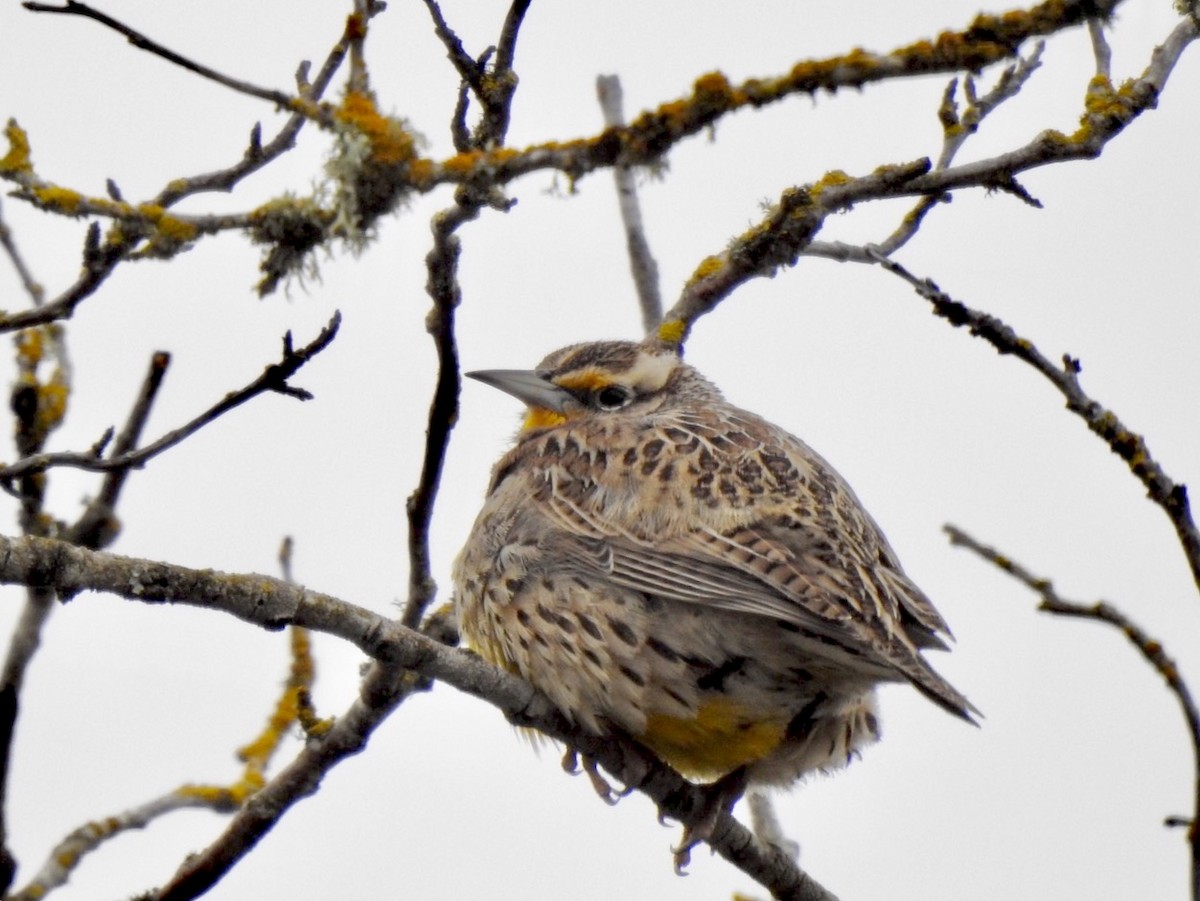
[453,339,974,848]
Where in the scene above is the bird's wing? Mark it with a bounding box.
[533,430,975,720]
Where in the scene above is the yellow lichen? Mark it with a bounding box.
[656,319,687,346]
[32,185,84,216]
[137,203,199,242]
[810,169,852,199]
[15,328,43,367]
[37,376,69,434]
[688,254,725,284]
[0,119,32,175]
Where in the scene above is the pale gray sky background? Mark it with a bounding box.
[1,1,1198,899]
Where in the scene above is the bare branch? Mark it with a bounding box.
[1088,16,1113,79]
[657,15,1200,343]
[0,534,833,900]
[0,315,340,489]
[597,74,663,332]
[0,199,43,306]
[852,41,1047,258]
[22,1,298,109]
[420,0,487,100]
[400,205,471,630]
[65,351,171,550]
[945,524,1200,897]
[873,253,1200,593]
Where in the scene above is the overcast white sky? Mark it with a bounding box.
[1,1,1198,899]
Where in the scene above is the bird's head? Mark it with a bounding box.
[467,340,710,431]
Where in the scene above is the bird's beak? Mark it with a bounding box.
[465,369,574,412]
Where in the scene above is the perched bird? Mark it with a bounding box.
[453,339,974,861]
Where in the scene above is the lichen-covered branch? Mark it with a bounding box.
[654,13,1197,345]
[11,579,324,901]
[4,0,1139,306]
[945,524,1200,899]
[0,8,354,329]
[9,789,236,901]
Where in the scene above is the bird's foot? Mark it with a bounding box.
[560,747,634,806]
[669,766,748,875]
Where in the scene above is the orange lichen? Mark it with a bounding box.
[406,157,436,189]
[336,89,418,165]
[440,150,485,175]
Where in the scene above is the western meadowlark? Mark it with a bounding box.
[453,339,974,863]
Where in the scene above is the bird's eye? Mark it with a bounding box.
[593,385,631,411]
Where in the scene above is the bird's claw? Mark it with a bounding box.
[666,766,748,875]
[561,747,632,806]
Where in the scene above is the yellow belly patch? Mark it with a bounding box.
[642,698,787,780]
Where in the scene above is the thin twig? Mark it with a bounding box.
[477,0,531,144]
[871,251,1200,594]
[9,789,239,901]
[945,524,1200,898]
[15,546,324,901]
[65,350,171,549]
[153,660,419,901]
[401,0,529,629]
[666,14,1198,341]
[22,1,297,109]
[1088,16,1113,79]
[0,319,72,892]
[597,74,662,332]
[0,315,341,488]
[864,41,1046,257]
[400,205,473,630]
[0,199,43,306]
[420,0,486,100]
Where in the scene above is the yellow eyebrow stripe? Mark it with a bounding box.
[554,369,611,392]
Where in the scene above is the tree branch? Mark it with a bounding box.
[873,253,1200,594]
[0,198,43,307]
[0,314,341,488]
[0,533,834,900]
[945,524,1200,898]
[22,1,298,109]
[597,74,663,332]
